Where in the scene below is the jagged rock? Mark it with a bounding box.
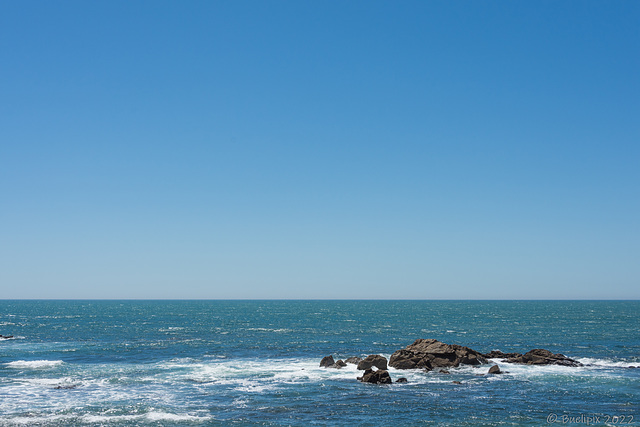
[357,354,388,371]
[506,349,582,367]
[357,369,392,384]
[482,350,523,359]
[488,364,501,374]
[389,339,487,370]
[396,377,408,383]
[439,370,450,374]
[320,355,335,368]
[334,359,347,368]
[345,356,362,365]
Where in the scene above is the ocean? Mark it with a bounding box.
[0,300,638,426]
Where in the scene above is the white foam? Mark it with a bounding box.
[577,357,638,369]
[146,411,211,422]
[6,360,63,369]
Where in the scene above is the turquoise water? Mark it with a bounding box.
[0,300,638,426]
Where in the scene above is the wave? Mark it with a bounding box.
[5,360,64,369]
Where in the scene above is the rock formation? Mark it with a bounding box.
[506,349,582,367]
[389,339,487,370]
[357,369,392,384]
[357,354,388,371]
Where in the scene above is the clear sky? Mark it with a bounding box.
[1,1,638,299]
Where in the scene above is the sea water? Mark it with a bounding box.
[0,300,638,426]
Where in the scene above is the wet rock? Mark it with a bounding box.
[54,385,77,390]
[389,339,487,370]
[506,349,582,367]
[452,380,462,385]
[396,377,408,383]
[334,359,347,368]
[357,354,388,371]
[439,370,450,374]
[345,356,362,365]
[357,369,392,384]
[482,350,523,359]
[320,355,335,368]
[488,364,501,374]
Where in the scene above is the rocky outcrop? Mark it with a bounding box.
[506,349,582,367]
[389,339,487,370]
[0,335,13,339]
[488,364,501,374]
[345,356,362,365]
[357,354,388,371]
[396,377,408,383]
[319,355,348,369]
[320,355,335,368]
[357,369,392,384]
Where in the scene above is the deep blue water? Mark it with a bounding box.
[0,300,638,426]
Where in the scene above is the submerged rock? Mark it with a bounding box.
[482,350,523,359]
[396,377,408,383]
[506,349,582,367]
[357,354,388,371]
[389,339,487,370]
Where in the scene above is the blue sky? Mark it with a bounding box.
[1,1,638,299]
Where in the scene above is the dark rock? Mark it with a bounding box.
[488,364,501,374]
[357,354,388,371]
[482,350,522,359]
[320,355,335,368]
[452,380,462,384]
[389,339,487,370]
[357,369,392,384]
[54,384,77,390]
[334,359,347,368]
[439,370,450,374]
[345,356,362,365]
[396,377,408,383]
[506,349,582,367]
[0,335,13,339]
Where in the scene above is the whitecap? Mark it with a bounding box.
[6,360,63,369]
[146,411,211,422]
[576,357,639,369]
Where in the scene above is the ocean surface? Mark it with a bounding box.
[0,300,638,426]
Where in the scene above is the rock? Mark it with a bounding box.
[54,384,77,390]
[334,359,347,368]
[0,335,13,339]
[357,369,392,384]
[452,380,462,384]
[482,350,522,359]
[357,354,388,371]
[488,364,501,374]
[396,377,408,383]
[506,349,582,367]
[389,339,487,370]
[345,356,362,365]
[439,370,450,374]
[320,355,335,368]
